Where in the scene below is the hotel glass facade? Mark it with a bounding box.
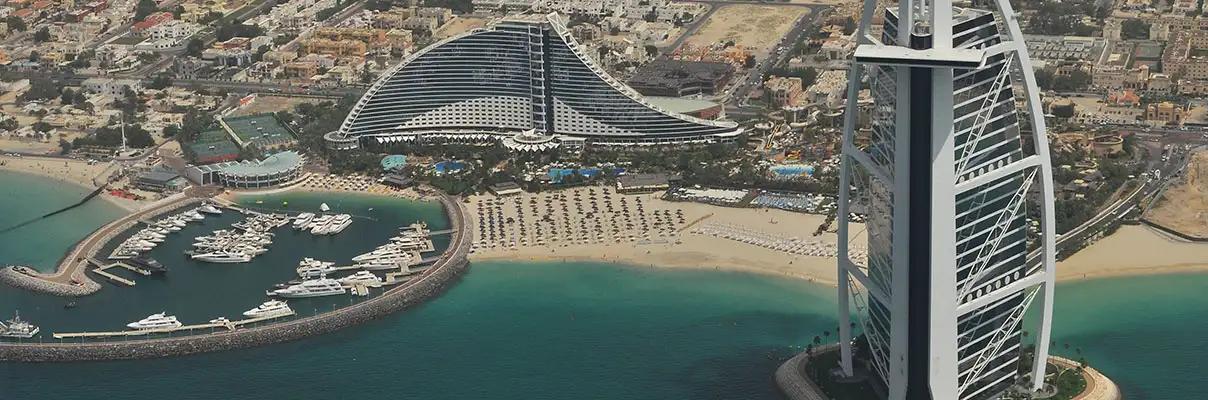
[326,14,740,149]
[835,2,1057,400]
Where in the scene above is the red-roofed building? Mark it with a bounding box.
[1108,90,1141,107]
[11,8,36,24]
[30,0,51,10]
[132,11,174,36]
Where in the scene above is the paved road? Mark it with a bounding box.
[0,70,363,97]
[727,5,831,106]
[1029,142,1191,267]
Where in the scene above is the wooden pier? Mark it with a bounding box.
[51,311,296,340]
[85,258,149,287]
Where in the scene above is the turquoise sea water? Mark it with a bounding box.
[0,171,125,272]
[1,170,1204,399]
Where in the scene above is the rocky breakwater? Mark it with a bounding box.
[1,195,202,297]
[0,195,472,362]
[0,266,100,297]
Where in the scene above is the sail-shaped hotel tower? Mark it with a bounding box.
[833,0,1057,398]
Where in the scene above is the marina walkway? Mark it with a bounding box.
[22,194,200,290]
[53,311,295,340]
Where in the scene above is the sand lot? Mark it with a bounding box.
[434,16,488,40]
[682,4,810,57]
[1145,150,1208,237]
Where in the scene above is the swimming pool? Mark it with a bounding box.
[770,164,814,177]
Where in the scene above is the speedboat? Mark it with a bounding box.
[0,311,39,338]
[243,300,293,318]
[209,317,231,325]
[269,278,346,298]
[126,312,182,330]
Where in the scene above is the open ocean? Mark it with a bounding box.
[0,170,1203,399]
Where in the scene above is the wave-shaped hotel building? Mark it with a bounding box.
[324,13,742,152]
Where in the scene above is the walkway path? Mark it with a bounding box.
[3,193,201,296]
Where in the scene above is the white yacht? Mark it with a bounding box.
[209,317,231,325]
[337,271,382,287]
[126,312,183,330]
[308,215,334,234]
[296,258,336,278]
[191,251,253,263]
[270,278,346,298]
[243,300,293,318]
[199,205,223,215]
[293,213,315,229]
[322,214,352,235]
[0,311,39,339]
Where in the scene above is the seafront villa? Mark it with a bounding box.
[323,13,742,153]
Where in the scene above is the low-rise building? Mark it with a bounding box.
[806,70,847,109]
[616,173,674,193]
[81,78,141,97]
[627,59,734,97]
[185,150,305,188]
[764,76,803,108]
[1146,101,1184,125]
[134,167,188,192]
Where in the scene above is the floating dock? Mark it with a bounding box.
[52,311,295,340]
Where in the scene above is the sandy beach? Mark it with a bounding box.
[1055,224,1208,282]
[0,154,143,211]
[467,189,863,286]
[467,189,1208,286]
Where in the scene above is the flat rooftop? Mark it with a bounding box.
[220,113,297,149]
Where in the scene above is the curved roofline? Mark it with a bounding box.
[338,12,738,138]
[543,13,738,129]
